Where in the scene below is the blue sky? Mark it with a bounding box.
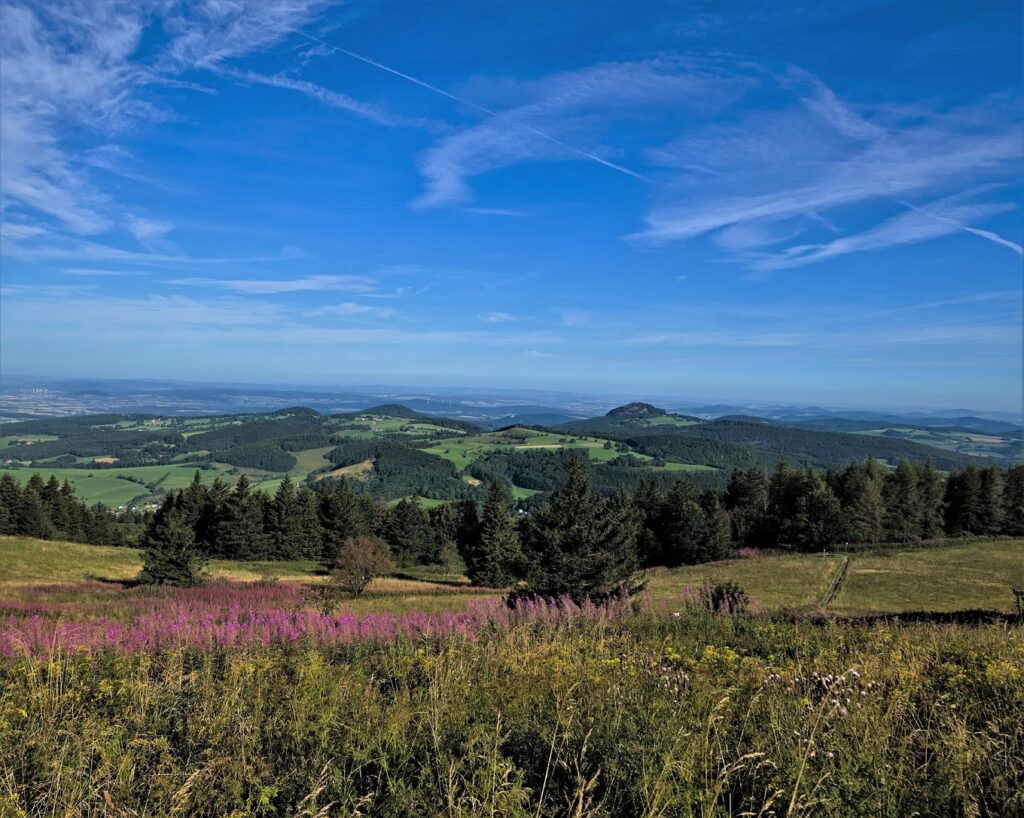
[1,0,1021,411]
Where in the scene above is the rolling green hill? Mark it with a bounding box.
[1,401,1014,510]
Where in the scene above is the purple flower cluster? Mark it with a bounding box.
[0,583,630,657]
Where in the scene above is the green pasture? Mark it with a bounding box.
[830,540,1024,614]
[420,427,716,474]
[643,416,700,427]
[645,553,843,610]
[0,464,234,507]
[645,539,1023,614]
[289,445,333,476]
[0,434,59,448]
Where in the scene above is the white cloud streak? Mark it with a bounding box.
[632,72,1023,267]
[169,275,379,294]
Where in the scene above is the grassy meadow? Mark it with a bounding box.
[1,536,1022,816]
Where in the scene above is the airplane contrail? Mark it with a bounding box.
[894,197,1023,256]
[294,30,652,184]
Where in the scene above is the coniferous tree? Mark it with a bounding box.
[883,462,923,542]
[464,480,520,587]
[979,466,1004,535]
[836,461,885,544]
[0,474,21,535]
[139,496,206,586]
[212,475,268,559]
[383,498,434,565]
[1001,465,1024,536]
[318,478,372,562]
[945,465,983,535]
[766,463,808,548]
[917,461,946,540]
[17,485,52,540]
[519,456,639,603]
[631,478,665,566]
[267,475,303,559]
[697,491,732,562]
[427,500,479,572]
[658,478,706,566]
[723,466,769,548]
[794,475,847,549]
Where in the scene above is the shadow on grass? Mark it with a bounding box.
[84,574,142,589]
[793,609,1021,626]
[391,571,471,588]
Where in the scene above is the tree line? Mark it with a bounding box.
[136,457,1024,596]
[0,473,142,546]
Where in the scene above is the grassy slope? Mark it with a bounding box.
[830,540,1024,613]
[646,539,1024,614]
[3,536,1021,614]
[0,537,499,615]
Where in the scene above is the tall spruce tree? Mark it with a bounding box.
[945,465,983,535]
[212,475,268,560]
[519,456,639,603]
[917,461,946,540]
[658,478,706,566]
[1001,465,1024,536]
[979,466,1004,535]
[837,461,885,544]
[318,478,372,563]
[883,462,923,542]
[464,480,520,587]
[139,496,206,586]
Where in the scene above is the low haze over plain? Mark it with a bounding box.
[1,0,1021,410]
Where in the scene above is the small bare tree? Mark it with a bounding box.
[330,535,396,595]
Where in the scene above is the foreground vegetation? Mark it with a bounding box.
[1,604,1020,817]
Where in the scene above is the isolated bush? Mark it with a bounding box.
[707,580,749,614]
[330,535,396,595]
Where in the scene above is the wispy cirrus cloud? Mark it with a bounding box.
[214,66,436,130]
[478,311,518,323]
[169,274,378,294]
[0,0,331,245]
[412,58,755,208]
[306,302,396,318]
[632,70,1023,266]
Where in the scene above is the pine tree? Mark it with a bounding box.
[139,497,206,586]
[658,478,705,566]
[836,461,884,544]
[383,498,433,565]
[697,492,732,562]
[465,480,520,587]
[212,475,268,560]
[723,467,769,547]
[979,466,1004,535]
[17,485,52,539]
[945,465,983,535]
[1001,465,1024,535]
[519,456,639,603]
[794,474,847,549]
[267,475,303,559]
[883,462,923,542]
[0,474,22,535]
[631,478,664,566]
[318,478,372,562]
[917,462,946,540]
